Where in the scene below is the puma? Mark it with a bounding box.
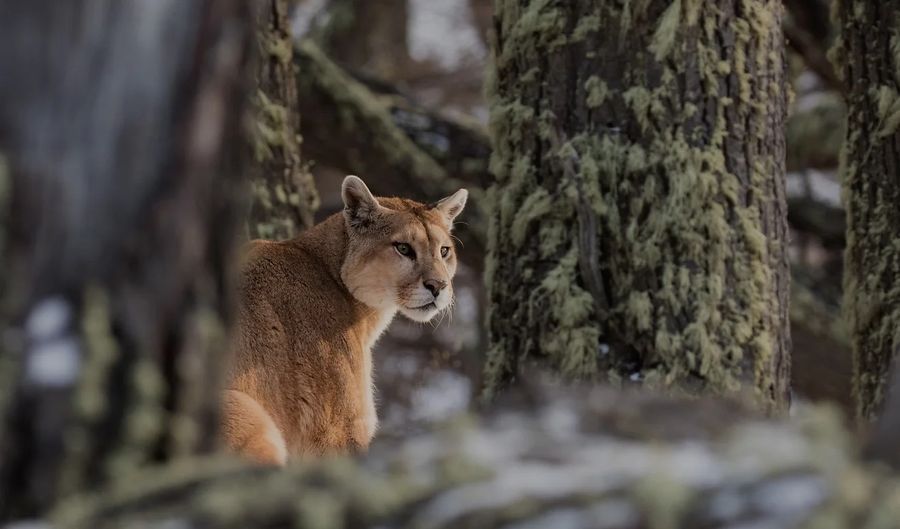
[221,175,467,465]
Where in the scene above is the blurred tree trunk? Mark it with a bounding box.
[833,1,900,421]
[249,0,319,239]
[483,0,791,411]
[469,0,493,48]
[0,0,252,519]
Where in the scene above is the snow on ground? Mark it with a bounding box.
[786,170,842,208]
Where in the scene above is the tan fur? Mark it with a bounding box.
[221,176,466,464]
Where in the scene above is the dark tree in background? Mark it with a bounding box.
[483,0,791,411]
[318,0,411,80]
[0,0,252,518]
[249,0,319,238]
[833,1,900,421]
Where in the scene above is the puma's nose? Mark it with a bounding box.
[423,279,447,297]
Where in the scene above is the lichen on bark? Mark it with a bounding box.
[484,0,790,411]
[248,0,319,240]
[833,0,900,420]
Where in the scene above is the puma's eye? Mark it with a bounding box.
[394,242,415,258]
[440,246,450,258]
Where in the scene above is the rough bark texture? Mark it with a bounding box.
[249,0,319,239]
[0,0,252,519]
[483,0,791,411]
[833,0,900,421]
[34,389,900,529]
[865,359,900,468]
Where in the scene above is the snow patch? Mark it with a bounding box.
[410,370,471,422]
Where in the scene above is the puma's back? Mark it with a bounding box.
[222,176,467,465]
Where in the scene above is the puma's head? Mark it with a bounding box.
[339,175,467,323]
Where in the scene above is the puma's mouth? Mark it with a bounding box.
[411,302,437,311]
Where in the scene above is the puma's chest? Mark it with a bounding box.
[357,309,396,443]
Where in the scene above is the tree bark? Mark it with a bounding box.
[0,0,252,519]
[483,0,791,411]
[248,0,319,239]
[833,1,900,421]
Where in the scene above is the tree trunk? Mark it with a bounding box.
[483,0,791,411]
[833,1,900,421]
[0,0,252,519]
[248,0,319,239]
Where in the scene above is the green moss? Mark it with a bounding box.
[264,32,293,66]
[293,490,343,529]
[834,1,900,420]
[585,76,609,109]
[59,287,122,496]
[649,0,681,60]
[252,89,290,163]
[510,189,553,247]
[495,0,567,70]
[873,86,900,137]
[102,353,167,480]
[167,307,227,457]
[529,247,601,378]
[623,86,667,132]
[632,473,693,529]
[572,15,601,41]
[485,0,788,409]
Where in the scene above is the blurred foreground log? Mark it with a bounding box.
[0,0,252,519]
[40,388,900,529]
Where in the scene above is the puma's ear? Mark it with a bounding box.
[342,175,380,229]
[433,189,468,225]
